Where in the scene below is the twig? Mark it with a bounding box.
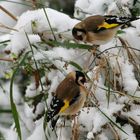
[0,23,18,31]
[72,116,79,140]
[0,57,13,62]
[108,122,120,140]
[42,8,57,41]
[88,46,120,71]
[119,37,140,83]
[0,5,17,21]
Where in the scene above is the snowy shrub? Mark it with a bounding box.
[0,0,140,140]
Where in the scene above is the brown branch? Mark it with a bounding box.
[0,58,13,62]
[108,122,120,140]
[0,23,18,32]
[0,5,17,21]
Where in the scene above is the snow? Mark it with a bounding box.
[74,0,113,17]
[34,102,45,117]
[56,121,72,140]
[4,8,79,56]
[120,62,138,94]
[120,27,140,47]
[14,8,79,33]
[0,81,21,106]
[87,131,94,139]
[5,32,41,56]
[26,121,46,140]
[78,107,96,131]
[74,0,133,18]
[98,133,109,140]
[0,0,140,140]
[119,125,137,140]
[0,0,32,35]
[0,126,18,140]
[25,82,39,98]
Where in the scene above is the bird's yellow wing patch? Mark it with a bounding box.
[59,100,69,113]
[98,22,119,29]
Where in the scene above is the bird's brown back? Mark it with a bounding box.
[55,77,80,101]
[83,15,105,31]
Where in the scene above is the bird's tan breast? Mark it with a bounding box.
[60,86,88,115]
[85,27,119,45]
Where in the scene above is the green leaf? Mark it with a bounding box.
[0,109,11,113]
[10,72,22,140]
[117,30,125,34]
[69,61,83,71]
[46,40,93,50]
[10,51,30,140]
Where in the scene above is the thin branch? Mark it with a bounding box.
[25,33,44,91]
[0,5,17,21]
[0,0,32,7]
[42,8,57,41]
[0,23,18,31]
[88,46,120,71]
[108,122,120,140]
[88,45,140,72]
[0,40,10,44]
[0,57,13,62]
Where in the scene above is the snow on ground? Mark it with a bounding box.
[0,0,140,140]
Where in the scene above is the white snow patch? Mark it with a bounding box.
[0,126,18,140]
[0,81,21,106]
[26,121,46,140]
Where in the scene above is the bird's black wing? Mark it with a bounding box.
[105,15,139,25]
[51,116,60,130]
[47,96,64,122]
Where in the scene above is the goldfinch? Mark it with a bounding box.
[47,71,88,129]
[72,15,139,45]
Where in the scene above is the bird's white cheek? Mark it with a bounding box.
[77,31,83,36]
[82,34,87,42]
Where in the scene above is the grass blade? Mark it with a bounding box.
[46,40,93,50]
[0,40,10,44]
[10,51,30,140]
[69,61,83,71]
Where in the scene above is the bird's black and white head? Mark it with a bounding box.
[75,71,86,86]
[72,23,86,41]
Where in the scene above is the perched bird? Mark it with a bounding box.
[72,15,139,45]
[47,71,88,129]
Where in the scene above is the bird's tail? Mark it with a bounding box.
[46,109,60,130]
[119,16,140,24]
[120,16,140,28]
[51,116,60,130]
[105,15,140,24]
